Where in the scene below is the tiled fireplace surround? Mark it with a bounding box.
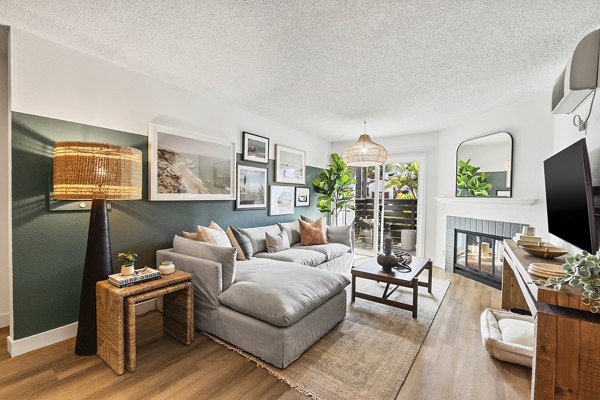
[444,216,528,272]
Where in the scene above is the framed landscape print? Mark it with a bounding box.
[269,185,295,216]
[242,132,269,164]
[236,165,267,210]
[275,145,306,184]
[295,187,310,207]
[148,123,236,201]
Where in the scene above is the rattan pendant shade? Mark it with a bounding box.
[53,142,142,200]
[343,133,388,167]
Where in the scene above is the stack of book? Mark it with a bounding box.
[109,267,161,288]
[513,233,543,247]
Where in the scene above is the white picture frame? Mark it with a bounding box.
[236,164,268,210]
[275,145,306,184]
[295,187,310,207]
[148,123,236,201]
[269,185,295,216]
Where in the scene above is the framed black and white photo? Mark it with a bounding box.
[295,187,310,207]
[242,131,269,164]
[275,145,306,184]
[269,185,295,216]
[236,165,267,210]
[148,123,236,201]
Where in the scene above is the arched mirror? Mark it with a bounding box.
[456,132,513,197]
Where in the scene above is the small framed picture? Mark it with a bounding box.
[242,132,269,164]
[295,187,310,207]
[236,165,268,210]
[496,190,511,197]
[275,145,305,184]
[269,185,295,216]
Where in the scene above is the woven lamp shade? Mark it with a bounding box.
[343,134,388,167]
[53,142,142,200]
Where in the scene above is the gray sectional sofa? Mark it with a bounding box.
[156,221,353,368]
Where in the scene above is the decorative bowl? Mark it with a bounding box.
[519,244,568,258]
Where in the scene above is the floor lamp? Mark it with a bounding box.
[53,142,142,356]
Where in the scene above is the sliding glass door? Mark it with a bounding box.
[351,159,420,255]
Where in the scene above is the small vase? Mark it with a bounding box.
[377,236,398,273]
[121,265,135,276]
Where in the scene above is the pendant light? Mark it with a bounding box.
[342,121,388,166]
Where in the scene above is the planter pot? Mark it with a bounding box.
[120,265,135,276]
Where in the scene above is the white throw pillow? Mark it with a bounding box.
[266,229,291,253]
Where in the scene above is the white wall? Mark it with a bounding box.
[333,131,439,262]
[10,29,331,167]
[552,91,600,253]
[0,27,9,328]
[434,92,554,267]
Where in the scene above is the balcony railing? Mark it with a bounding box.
[354,198,417,248]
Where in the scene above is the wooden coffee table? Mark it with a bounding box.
[351,256,432,318]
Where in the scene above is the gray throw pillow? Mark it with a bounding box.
[277,221,301,245]
[300,215,315,223]
[172,235,236,290]
[239,224,281,255]
[266,229,291,253]
[230,227,253,260]
[327,224,353,248]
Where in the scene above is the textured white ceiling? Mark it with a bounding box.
[1,1,599,140]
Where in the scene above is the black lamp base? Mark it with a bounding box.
[75,198,112,356]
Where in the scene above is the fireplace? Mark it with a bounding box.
[454,230,504,289]
[445,216,527,289]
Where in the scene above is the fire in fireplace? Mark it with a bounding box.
[454,229,504,289]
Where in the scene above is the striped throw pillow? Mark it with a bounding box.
[195,221,231,247]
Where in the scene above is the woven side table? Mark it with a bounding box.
[96,271,194,375]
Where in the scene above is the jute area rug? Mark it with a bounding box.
[206,276,450,400]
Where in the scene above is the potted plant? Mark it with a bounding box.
[118,251,138,276]
[312,153,356,225]
[534,251,600,312]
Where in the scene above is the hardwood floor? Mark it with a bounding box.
[0,268,531,400]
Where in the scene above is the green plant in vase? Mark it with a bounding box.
[312,153,356,225]
[534,251,600,312]
[456,159,493,197]
[118,251,138,276]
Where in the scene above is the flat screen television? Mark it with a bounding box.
[544,138,598,253]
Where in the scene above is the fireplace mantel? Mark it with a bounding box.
[435,197,537,208]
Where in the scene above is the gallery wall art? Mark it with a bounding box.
[295,187,310,207]
[148,123,236,201]
[236,164,267,209]
[269,185,295,216]
[242,131,269,164]
[275,145,305,184]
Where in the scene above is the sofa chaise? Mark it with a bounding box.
[156,221,353,368]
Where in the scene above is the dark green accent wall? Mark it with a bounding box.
[12,112,322,339]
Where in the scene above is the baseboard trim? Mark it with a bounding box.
[0,312,8,328]
[7,322,78,357]
[6,299,158,357]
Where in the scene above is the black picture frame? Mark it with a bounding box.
[242,131,269,164]
[295,187,310,207]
